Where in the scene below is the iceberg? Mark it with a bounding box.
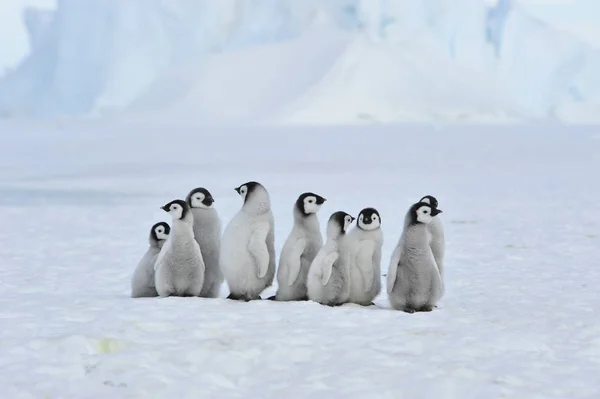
[0,0,598,124]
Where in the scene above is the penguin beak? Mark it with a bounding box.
[205,196,215,206]
[234,187,240,194]
[351,216,356,222]
[160,205,169,212]
[317,197,327,205]
[432,208,443,216]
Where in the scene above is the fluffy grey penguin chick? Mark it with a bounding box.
[220,181,276,301]
[154,199,206,297]
[307,211,355,307]
[269,192,326,301]
[345,207,384,306]
[186,187,223,298]
[387,201,443,313]
[131,221,170,298]
[418,195,445,294]
[402,195,446,297]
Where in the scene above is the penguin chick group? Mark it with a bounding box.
[131,188,223,299]
[130,182,446,313]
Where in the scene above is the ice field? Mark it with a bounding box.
[0,121,598,398]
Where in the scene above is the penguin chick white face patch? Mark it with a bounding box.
[167,203,184,220]
[358,213,380,231]
[303,196,321,214]
[416,205,433,224]
[154,226,169,241]
[238,185,248,200]
[343,215,354,232]
[191,192,211,209]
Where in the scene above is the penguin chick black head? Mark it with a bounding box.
[408,201,443,225]
[295,192,326,216]
[357,207,381,231]
[419,195,439,209]
[186,187,215,209]
[327,211,355,237]
[234,181,263,203]
[149,221,170,247]
[161,199,191,221]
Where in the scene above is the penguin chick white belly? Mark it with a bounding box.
[155,199,205,297]
[220,212,275,299]
[131,247,160,298]
[155,237,205,297]
[346,238,383,306]
[345,207,384,306]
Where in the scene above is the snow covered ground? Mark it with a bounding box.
[0,120,598,398]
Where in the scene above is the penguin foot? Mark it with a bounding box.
[359,302,375,307]
[403,308,416,314]
[418,305,434,312]
[298,296,309,301]
[266,295,277,301]
[226,293,242,300]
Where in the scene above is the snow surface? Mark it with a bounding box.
[0,120,599,398]
[1,0,600,123]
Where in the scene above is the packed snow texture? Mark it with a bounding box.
[0,120,599,398]
[1,0,600,123]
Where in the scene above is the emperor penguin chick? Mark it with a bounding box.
[418,195,445,288]
[307,211,355,306]
[154,199,206,297]
[186,187,223,298]
[271,192,326,301]
[130,222,170,298]
[387,201,443,313]
[402,195,446,297]
[220,181,276,301]
[345,208,384,306]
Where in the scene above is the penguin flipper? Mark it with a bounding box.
[321,251,339,286]
[248,222,270,279]
[356,240,376,293]
[287,238,307,286]
[386,245,402,294]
